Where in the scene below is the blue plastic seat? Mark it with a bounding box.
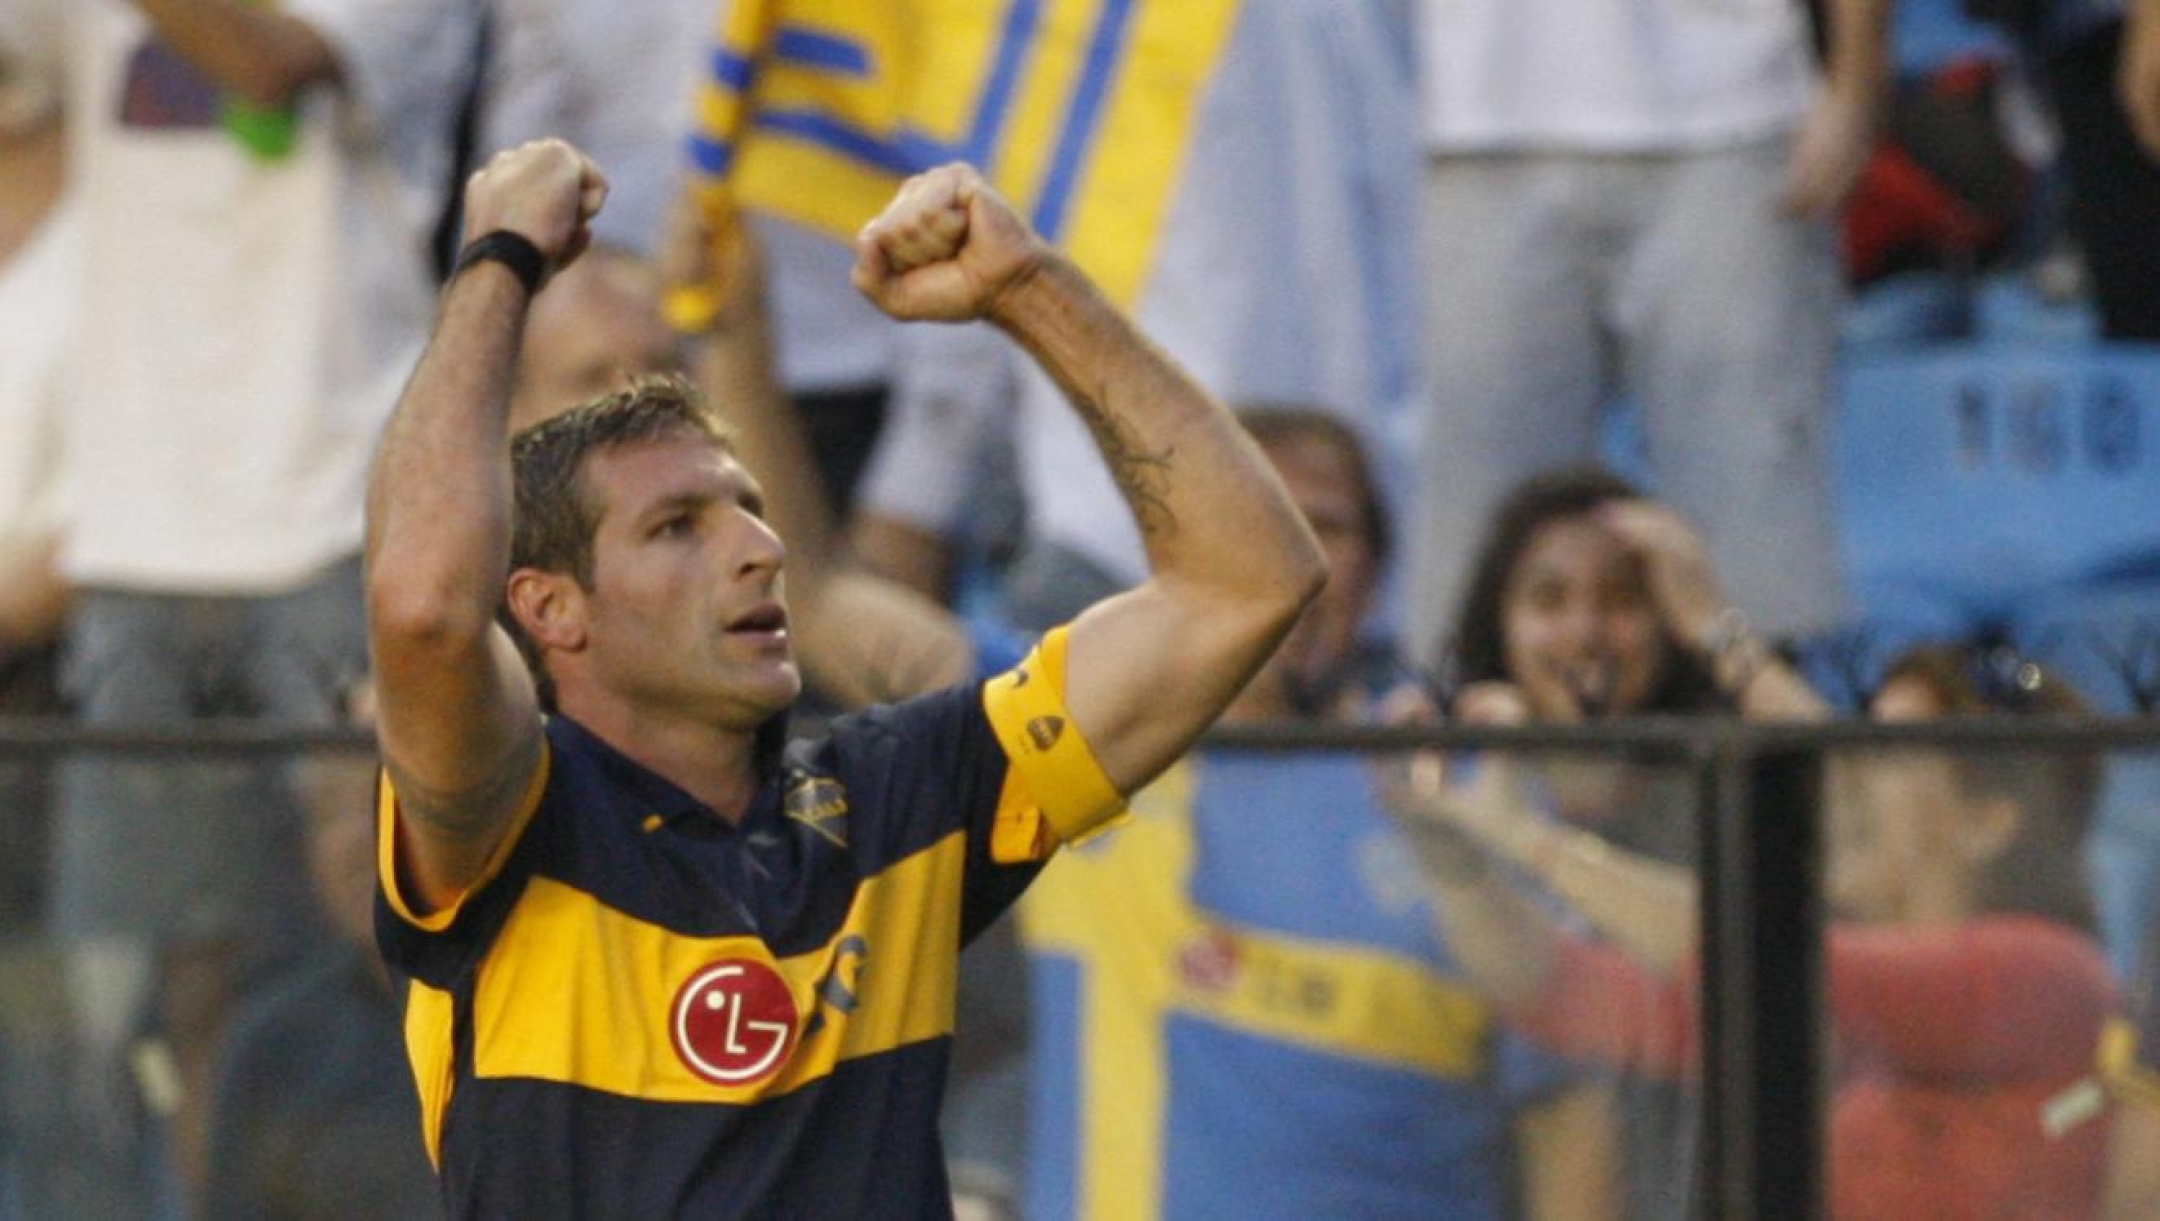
[1838,343,2160,626]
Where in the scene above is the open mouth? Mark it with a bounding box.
[727,603,789,638]
[1561,660,1615,718]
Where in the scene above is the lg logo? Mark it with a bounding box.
[670,959,799,1086]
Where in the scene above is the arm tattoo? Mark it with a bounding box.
[1071,386,1176,537]
[382,733,543,845]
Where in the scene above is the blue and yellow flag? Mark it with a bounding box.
[686,0,1244,307]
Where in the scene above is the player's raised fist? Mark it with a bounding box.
[851,163,1048,323]
[461,138,609,278]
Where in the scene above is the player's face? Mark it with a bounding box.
[577,434,801,727]
[1500,515,1667,720]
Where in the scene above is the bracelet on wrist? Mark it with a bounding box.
[451,229,548,296]
[1702,606,1769,700]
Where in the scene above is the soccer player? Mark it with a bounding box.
[361,139,1325,1218]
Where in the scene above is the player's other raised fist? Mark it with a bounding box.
[461,138,610,279]
[851,163,1050,323]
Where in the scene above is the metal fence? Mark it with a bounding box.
[0,715,2156,1220]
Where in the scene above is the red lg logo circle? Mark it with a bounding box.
[671,959,800,1086]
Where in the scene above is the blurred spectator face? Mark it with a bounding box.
[1256,428,1379,701]
[1500,513,1667,720]
[510,247,680,432]
[1826,750,1951,924]
[1825,674,2012,924]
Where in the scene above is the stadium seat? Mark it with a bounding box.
[2012,577,2160,716]
[1973,274,2101,346]
[1890,0,2014,76]
[1842,271,1971,356]
[1837,343,2160,627]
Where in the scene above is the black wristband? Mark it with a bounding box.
[452,229,547,295]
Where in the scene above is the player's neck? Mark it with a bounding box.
[560,694,765,822]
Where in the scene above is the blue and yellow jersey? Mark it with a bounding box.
[685,0,1243,307]
[1018,749,1568,1221]
[375,629,1121,1220]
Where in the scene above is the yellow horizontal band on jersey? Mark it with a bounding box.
[378,743,552,933]
[468,835,963,1103]
[982,626,1127,862]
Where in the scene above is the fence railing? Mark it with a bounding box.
[1,714,2157,1221]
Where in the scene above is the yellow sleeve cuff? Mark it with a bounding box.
[376,744,551,932]
[980,627,1129,863]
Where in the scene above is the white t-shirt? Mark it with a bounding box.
[483,0,709,255]
[57,0,471,593]
[0,199,77,547]
[1418,0,1817,152]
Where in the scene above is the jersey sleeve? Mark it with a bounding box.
[843,625,1128,943]
[373,743,551,986]
[976,625,1128,861]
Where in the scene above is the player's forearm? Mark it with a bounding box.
[131,0,338,108]
[365,267,529,648]
[988,255,1325,627]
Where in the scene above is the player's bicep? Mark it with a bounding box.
[372,622,544,908]
[1058,584,1255,796]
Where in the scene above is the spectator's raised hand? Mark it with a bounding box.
[1382,679,1540,858]
[1779,85,1877,217]
[1595,498,1728,653]
[1598,497,1832,720]
[461,137,609,282]
[851,163,1049,323]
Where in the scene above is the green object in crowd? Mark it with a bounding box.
[220,96,298,161]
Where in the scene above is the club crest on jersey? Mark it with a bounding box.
[783,772,850,848]
[670,959,799,1087]
[1026,715,1065,752]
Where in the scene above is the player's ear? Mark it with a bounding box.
[506,568,589,654]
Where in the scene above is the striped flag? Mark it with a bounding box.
[685,0,1243,306]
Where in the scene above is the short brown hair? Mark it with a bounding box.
[500,374,732,699]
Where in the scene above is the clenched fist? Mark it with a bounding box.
[460,138,610,284]
[851,163,1049,323]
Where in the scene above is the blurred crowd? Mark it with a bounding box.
[1,0,2159,1218]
